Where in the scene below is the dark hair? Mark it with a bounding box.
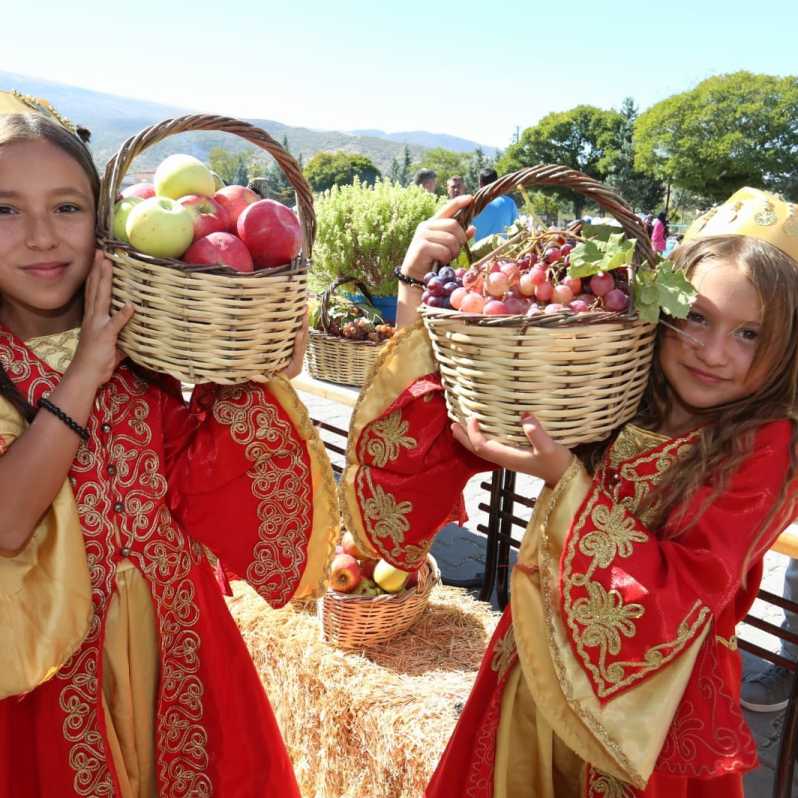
[479,167,498,187]
[0,114,101,421]
[414,169,437,186]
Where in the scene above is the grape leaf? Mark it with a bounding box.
[568,235,635,278]
[631,259,697,324]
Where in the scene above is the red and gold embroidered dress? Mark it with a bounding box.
[0,325,338,797]
[341,322,798,798]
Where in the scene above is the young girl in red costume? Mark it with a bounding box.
[0,100,337,797]
[341,187,798,797]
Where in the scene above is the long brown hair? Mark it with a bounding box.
[635,235,798,557]
[0,114,101,421]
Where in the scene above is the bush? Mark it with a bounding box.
[311,178,441,296]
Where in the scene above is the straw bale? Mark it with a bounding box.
[228,581,500,798]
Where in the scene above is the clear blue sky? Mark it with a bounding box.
[3,0,797,148]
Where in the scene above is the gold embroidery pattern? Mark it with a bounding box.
[586,767,637,798]
[785,204,798,237]
[754,200,778,226]
[360,409,417,468]
[715,634,737,651]
[561,433,710,698]
[26,327,80,372]
[490,625,517,681]
[213,385,312,605]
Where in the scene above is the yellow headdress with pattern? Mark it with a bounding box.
[683,186,798,265]
[0,89,83,138]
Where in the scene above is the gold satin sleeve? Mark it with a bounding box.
[341,320,437,558]
[266,376,339,599]
[0,399,93,700]
[510,457,708,789]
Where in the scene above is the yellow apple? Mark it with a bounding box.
[112,196,143,243]
[373,559,411,593]
[125,197,194,259]
[154,154,215,200]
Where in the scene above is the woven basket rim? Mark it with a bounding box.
[308,329,386,347]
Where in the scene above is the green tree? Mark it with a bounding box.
[497,105,624,217]
[400,145,412,187]
[412,147,471,194]
[389,157,402,183]
[604,97,664,213]
[634,72,798,202]
[208,147,250,186]
[304,151,381,193]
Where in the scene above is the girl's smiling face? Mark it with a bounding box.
[659,257,766,430]
[0,139,96,338]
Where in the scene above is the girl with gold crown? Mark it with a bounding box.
[340,187,798,797]
[0,99,338,796]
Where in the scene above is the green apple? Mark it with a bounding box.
[373,559,411,593]
[154,154,215,200]
[112,196,143,243]
[125,197,194,259]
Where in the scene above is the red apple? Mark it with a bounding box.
[237,199,302,269]
[178,194,231,241]
[405,569,420,589]
[360,558,378,580]
[121,182,156,199]
[330,553,361,593]
[341,530,370,560]
[214,185,259,230]
[183,232,254,273]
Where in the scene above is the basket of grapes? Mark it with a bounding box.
[420,165,693,448]
[97,114,313,385]
[306,276,396,387]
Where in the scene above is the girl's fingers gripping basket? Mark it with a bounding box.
[97,114,314,385]
[422,164,659,448]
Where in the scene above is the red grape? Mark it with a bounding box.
[544,247,562,264]
[603,288,629,312]
[518,273,537,297]
[504,296,529,315]
[534,282,554,302]
[590,272,615,297]
[552,284,574,305]
[569,299,590,313]
[450,286,468,310]
[484,299,510,315]
[427,277,446,296]
[486,272,510,297]
[544,303,566,314]
[463,269,481,290]
[563,276,581,295]
[530,267,548,286]
[459,292,485,313]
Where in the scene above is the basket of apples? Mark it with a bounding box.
[319,532,440,649]
[97,114,313,385]
[419,164,679,448]
[306,276,396,387]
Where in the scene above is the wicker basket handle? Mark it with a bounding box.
[318,275,379,332]
[455,165,657,269]
[97,114,315,260]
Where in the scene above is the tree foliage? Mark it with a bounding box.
[604,97,664,213]
[497,105,624,216]
[411,147,471,194]
[634,72,798,201]
[303,151,381,192]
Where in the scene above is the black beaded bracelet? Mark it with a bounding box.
[38,397,90,442]
[393,265,426,288]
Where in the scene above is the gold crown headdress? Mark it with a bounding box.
[0,89,86,140]
[684,186,798,264]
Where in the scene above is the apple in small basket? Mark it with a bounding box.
[214,185,259,230]
[330,553,362,593]
[183,232,254,273]
[373,559,412,594]
[112,196,143,243]
[178,194,231,240]
[341,530,371,561]
[237,199,302,269]
[155,154,216,200]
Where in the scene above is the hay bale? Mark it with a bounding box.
[228,582,500,798]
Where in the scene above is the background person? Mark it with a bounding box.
[471,167,518,241]
[447,174,465,198]
[414,168,438,193]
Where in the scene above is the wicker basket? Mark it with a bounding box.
[421,165,658,448]
[306,276,388,387]
[97,114,315,385]
[319,555,440,649]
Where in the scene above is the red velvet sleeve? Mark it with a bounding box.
[163,380,337,607]
[342,370,492,571]
[560,420,798,703]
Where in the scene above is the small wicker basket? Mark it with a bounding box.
[306,276,388,387]
[422,165,658,448]
[319,555,440,649]
[97,114,314,385]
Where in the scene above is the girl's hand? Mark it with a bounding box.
[399,194,475,282]
[68,252,135,389]
[452,413,573,487]
[281,308,308,380]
